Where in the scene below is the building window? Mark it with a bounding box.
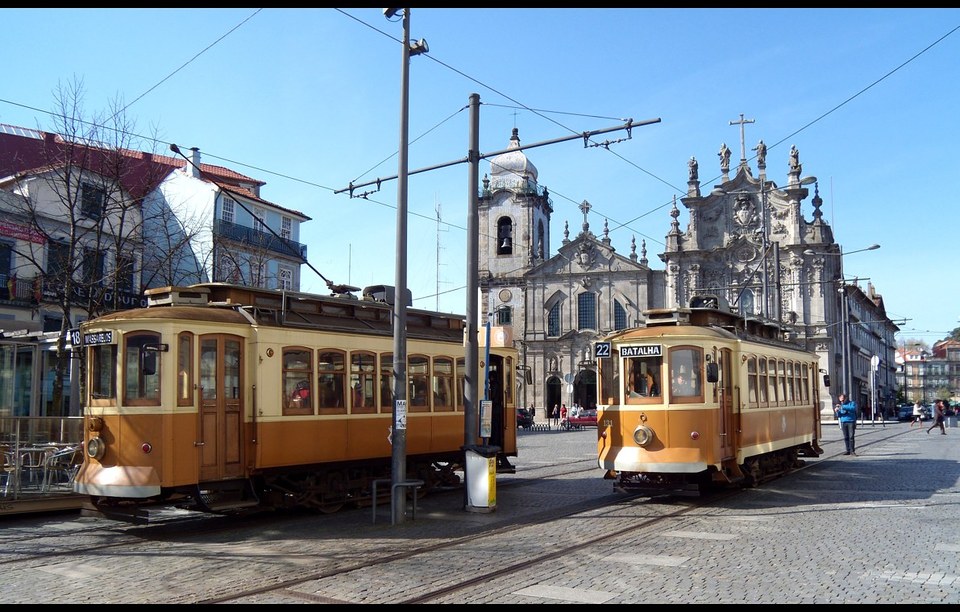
[254,207,266,233]
[115,252,135,293]
[222,198,235,224]
[537,220,545,259]
[614,300,627,331]
[47,241,70,280]
[497,305,512,326]
[83,248,104,286]
[547,302,561,337]
[278,266,293,290]
[497,217,513,255]
[252,261,266,288]
[577,292,596,331]
[81,183,105,221]
[281,216,292,240]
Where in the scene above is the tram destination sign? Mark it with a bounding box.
[82,331,114,346]
[619,344,662,357]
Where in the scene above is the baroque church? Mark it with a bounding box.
[477,127,899,420]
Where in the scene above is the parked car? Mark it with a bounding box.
[516,407,534,429]
[561,408,597,430]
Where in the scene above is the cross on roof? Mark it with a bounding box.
[729,113,755,163]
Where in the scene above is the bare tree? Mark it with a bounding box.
[5,79,175,415]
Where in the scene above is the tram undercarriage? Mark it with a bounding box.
[609,442,821,496]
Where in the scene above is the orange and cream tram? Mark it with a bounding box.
[595,294,823,494]
[74,283,518,518]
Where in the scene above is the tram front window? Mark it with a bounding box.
[625,355,662,400]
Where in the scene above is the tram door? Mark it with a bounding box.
[719,348,735,460]
[198,335,244,481]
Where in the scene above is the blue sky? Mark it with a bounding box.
[2,8,957,344]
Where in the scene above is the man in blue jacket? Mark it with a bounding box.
[835,393,858,456]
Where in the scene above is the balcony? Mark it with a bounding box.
[215,220,307,260]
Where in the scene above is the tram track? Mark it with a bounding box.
[0,426,909,604]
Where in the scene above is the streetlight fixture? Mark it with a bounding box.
[804,243,880,410]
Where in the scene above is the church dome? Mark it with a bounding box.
[490,128,538,185]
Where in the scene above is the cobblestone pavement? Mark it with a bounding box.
[2,419,957,604]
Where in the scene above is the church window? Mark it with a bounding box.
[497,217,513,255]
[578,292,596,331]
[537,221,545,259]
[547,302,561,337]
[497,305,512,326]
[614,300,628,331]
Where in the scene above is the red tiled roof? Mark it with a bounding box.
[0,124,311,220]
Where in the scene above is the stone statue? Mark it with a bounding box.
[789,144,801,172]
[718,143,731,172]
[753,139,767,167]
[688,156,698,181]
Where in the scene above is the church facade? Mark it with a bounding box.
[477,127,899,422]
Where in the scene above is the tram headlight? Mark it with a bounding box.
[86,436,106,460]
[633,425,655,447]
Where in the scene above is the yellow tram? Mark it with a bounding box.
[74,283,517,518]
[595,295,823,493]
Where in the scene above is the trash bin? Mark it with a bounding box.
[462,444,499,513]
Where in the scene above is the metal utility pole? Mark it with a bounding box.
[465,92,480,448]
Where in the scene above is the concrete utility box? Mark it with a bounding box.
[463,444,499,513]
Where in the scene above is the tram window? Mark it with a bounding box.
[786,361,796,403]
[433,356,454,412]
[767,358,779,405]
[379,353,393,413]
[801,364,810,402]
[624,354,661,403]
[757,357,769,405]
[455,357,465,412]
[747,356,759,406]
[283,347,313,415]
[778,359,788,405]
[90,344,116,402]
[599,351,620,405]
[669,347,702,401]
[505,356,513,405]
[408,354,430,412]
[123,332,161,406]
[317,349,346,414]
[350,351,377,414]
[177,332,194,406]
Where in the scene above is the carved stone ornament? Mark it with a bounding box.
[733,195,757,228]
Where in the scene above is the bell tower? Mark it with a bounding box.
[477,127,552,337]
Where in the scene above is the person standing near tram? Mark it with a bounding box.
[835,393,858,456]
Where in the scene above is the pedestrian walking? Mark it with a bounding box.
[551,404,559,427]
[927,399,947,435]
[835,392,858,456]
[910,401,924,427]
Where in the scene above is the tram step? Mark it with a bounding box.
[193,479,260,513]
